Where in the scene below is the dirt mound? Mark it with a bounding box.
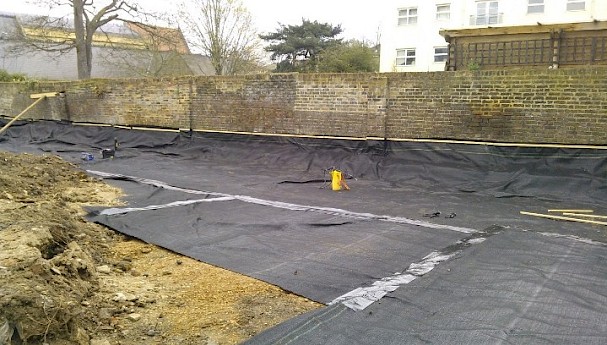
[0,152,320,345]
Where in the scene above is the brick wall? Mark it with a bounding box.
[385,67,607,144]
[1,66,606,144]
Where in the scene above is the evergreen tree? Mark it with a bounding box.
[260,19,342,72]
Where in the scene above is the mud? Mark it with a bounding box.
[0,151,320,345]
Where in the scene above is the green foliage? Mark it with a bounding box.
[317,40,379,73]
[0,69,27,82]
[260,19,343,73]
[467,60,481,71]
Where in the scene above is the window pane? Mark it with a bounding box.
[437,4,450,20]
[434,47,448,62]
[396,49,415,66]
[567,1,585,11]
[398,7,417,26]
[529,0,543,4]
[477,2,486,16]
[528,4,544,13]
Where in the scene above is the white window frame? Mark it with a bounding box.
[398,7,418,26]
[434,47,449,63]
[436,4,451,20]
[396,48,416,66]
[527,0,544,14]
[476,1,499,25]
[566,0,585,11]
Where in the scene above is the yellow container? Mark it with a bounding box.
[330,170,343,191]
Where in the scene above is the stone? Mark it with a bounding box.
[69,326,90,345]
[97,265,111,274]
[90,339,111,345]
[112,292,127,302]
[98,308,114,321]
[126,313,141,322]
[124,293,138,302]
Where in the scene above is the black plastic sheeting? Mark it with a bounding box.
[2,120,607,344]
[246,230,607,345]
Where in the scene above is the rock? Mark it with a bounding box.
[126,313,141,322]
[97,265,111,274]
[112,292,127,302]
[115,260,132,272]
[69,326,90,345]
[141,247,153,254]
[98,308,114,322]
[50,241,95,278]
[90,339,111,345]
[124,293,138,302]
[0,317,13,345]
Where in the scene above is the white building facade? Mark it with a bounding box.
[379,0,607,72]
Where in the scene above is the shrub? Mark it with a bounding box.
[0,69,27,82]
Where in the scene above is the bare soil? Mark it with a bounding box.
[0,151,321,345]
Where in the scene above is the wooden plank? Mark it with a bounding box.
[563,213,607,219]
[30,92,59,99]
[520,211,607,226]
[440,21,607,38]
[386,138,607,150]
[0,97,47,135]
[547,209,594,213]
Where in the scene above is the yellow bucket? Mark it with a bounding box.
[330,170,343,191]
[330,170,350,191]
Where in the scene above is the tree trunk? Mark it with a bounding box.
[85,27,94,78]
[73,0,91,79]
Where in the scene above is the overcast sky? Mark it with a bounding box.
[0,0,387,43]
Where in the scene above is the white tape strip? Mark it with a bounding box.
[99,196,235,215]
[536,232,605,246]
[329,251,459,311]
[87,170,478,234]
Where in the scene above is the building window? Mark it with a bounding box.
[475,1,500,25]
[567,0,585,11]
[398,8,418,26]
[528,0,544,14]
[396,48,416,66]
[436,4,451,20]
[434,47,449,62]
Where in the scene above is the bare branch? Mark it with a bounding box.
[177,0,261,75]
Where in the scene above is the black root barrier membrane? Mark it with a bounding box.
[2,120,607,344]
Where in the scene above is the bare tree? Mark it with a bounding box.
[96,21,198,77]
[177,0,263,75]
[13,0,141,79]
[72,0,142,78]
